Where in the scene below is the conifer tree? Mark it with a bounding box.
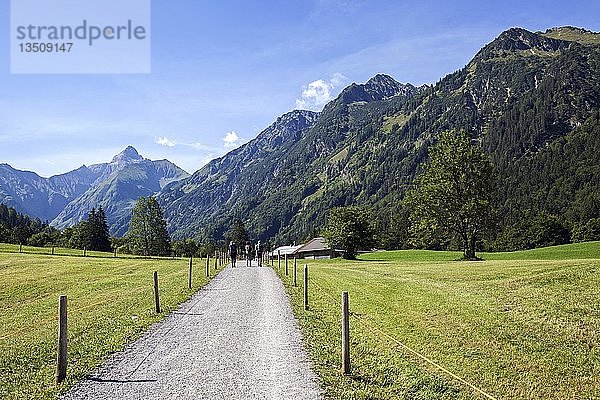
[227,219,250,246]
[95,206,112,252]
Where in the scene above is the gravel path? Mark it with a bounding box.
[63,263,323,400]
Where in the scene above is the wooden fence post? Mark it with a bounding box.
[188,257,193,289]
[278,250,281,270]
[56,295,67,384]
[206,255,210,277]
[293,259,297,287]
[293,257,297,280]
[285,254,288,276]
[153,271,161,313]
[304,264,309,311]
[342,291,351,375]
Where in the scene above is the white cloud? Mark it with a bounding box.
[156,136,176,147]
[329,72,347,87]
[222,131,245,149]
[295,73,348,111]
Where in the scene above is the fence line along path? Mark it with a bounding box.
[62,261,323,400]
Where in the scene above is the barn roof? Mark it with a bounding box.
[296,237,330,253]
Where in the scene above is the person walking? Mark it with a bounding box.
[255,240,263,267]
[245,242,251,267]
[228,241,238,267]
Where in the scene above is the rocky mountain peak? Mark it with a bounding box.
[111,146,143,164]
[273,110,320,131]
[249,110,320,150]
[334,75,416,106]
[365,73,397,86]
[478,27,571,59]
[366,74,415,98]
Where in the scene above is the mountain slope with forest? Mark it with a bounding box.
[160,26,600,250]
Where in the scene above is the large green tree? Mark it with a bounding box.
[404,130,497,260]
[322,206,376,260]
[126,197,171,256]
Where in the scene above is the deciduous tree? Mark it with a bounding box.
[404,130,497,260]
[322,206,376,260]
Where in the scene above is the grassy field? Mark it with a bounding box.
[276,242,600,399]
[0,249,214,399]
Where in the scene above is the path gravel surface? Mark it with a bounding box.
[62,263,323,400]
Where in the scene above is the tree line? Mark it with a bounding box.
[3,129,598,259]
[322,129,600,259]
[0,197,232,258]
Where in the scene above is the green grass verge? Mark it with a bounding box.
[275,242,600,399]
[0,251,213,399]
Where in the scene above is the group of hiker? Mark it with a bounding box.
[228,240,263,267]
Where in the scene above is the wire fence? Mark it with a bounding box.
[279,264,498,400]
[0,260,206,343]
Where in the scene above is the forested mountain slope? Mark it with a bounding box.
[161,27,600,250]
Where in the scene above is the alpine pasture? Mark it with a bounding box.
[278,242,600,399]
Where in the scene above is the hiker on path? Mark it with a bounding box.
[228,241,238,267]
[255,240,263,267]
[245,242,251,267]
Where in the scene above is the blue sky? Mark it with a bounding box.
[1,0,599,177]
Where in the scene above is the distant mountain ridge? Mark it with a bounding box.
[0,163,97,222]
[0,146,189,235]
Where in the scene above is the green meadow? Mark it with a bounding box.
[278,242,600,399]
[0,249,212,400]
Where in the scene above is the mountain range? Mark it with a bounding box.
[1,26,599,248]
[0,147,188,236]
[158,26,600,246]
